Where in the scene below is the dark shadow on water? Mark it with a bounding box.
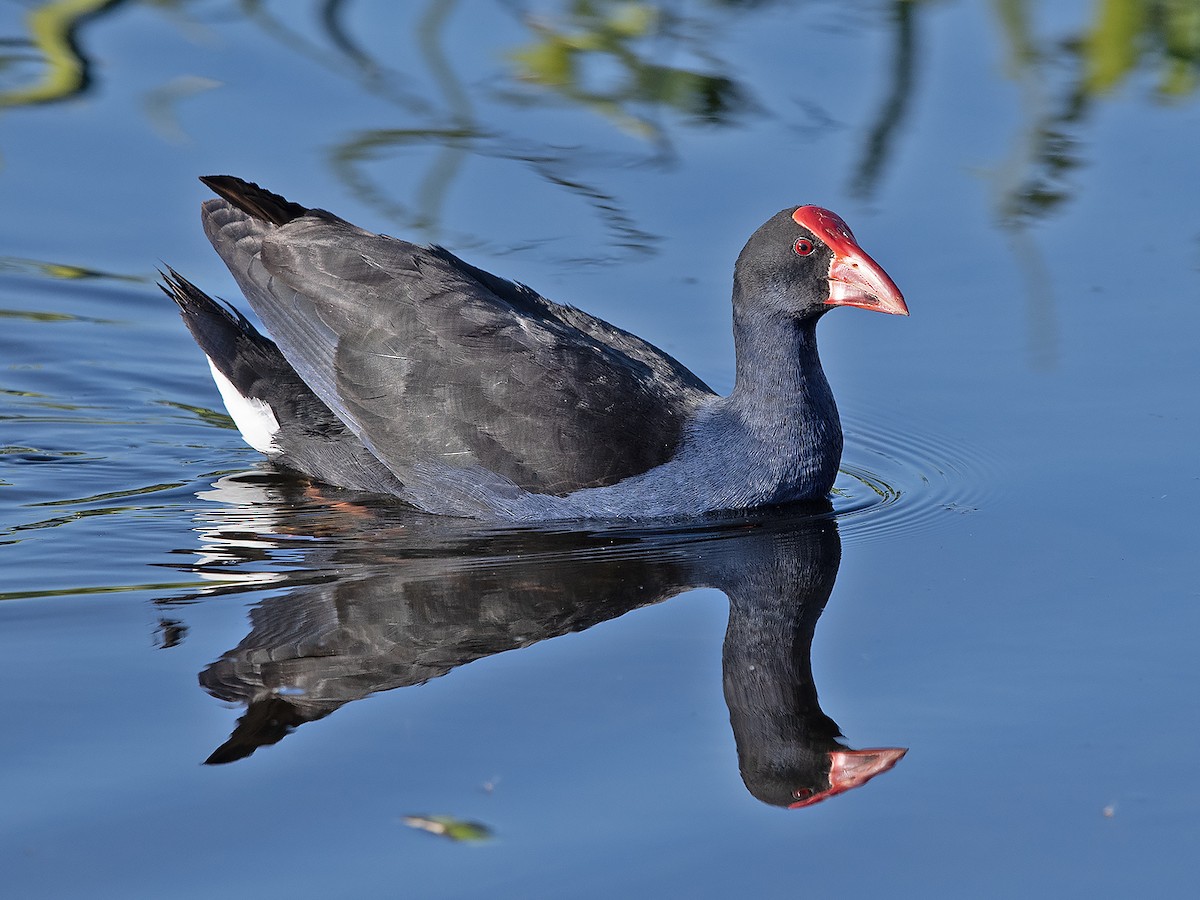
[163,472,906,810]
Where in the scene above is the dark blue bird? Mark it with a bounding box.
[164,176,907,520]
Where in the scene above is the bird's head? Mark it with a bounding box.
[734,206,908,320]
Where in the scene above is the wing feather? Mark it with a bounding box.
[203,196,713,497]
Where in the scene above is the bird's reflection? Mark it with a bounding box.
[175,472,906,808]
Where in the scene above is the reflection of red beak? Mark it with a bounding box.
[788,747,909,809]
[791,205,908,316]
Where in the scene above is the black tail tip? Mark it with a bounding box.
[158,265,201,309]
[158,266,253,330]
[200,175,310,227]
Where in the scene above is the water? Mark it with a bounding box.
[3,1,1199,896]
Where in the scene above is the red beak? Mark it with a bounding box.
[792,206,909,316]
[826,249,908,316]
[788,747,909,809]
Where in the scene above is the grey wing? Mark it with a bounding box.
[203,200,714,501]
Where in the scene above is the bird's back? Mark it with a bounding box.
[199,177,714,514]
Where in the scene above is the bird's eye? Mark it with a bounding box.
[793,238,815,257]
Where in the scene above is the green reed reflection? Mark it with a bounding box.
[508,1,750,143]
[2,0,1195,240]
[0,0,125,107]
[1084,0,1200,97]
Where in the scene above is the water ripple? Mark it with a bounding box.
[831,407,997,543]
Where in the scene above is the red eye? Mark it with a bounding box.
[793,238,815,256]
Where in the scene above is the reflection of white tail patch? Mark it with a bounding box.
[206,358,280,454]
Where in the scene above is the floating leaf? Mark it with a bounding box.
[402,815,493,843]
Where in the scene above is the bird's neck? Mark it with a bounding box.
[717,295,842,501]
[729,301,836,428]
[720,521,845,795]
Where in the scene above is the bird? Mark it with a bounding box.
[163,175,907,521]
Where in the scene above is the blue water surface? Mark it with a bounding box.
[2,1,1199,897]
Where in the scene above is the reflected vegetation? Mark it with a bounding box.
[2,1,1196,249]
[985,0,1200,224]
[0,256,144,282]
[142,74,222,144]
[161,472,907,809]
[850,0,918,200]
[507,1,753,143]
[853,0,1200,220]
[1083,0,1200,98]
[323,0,742,255]
[0,0,125,107]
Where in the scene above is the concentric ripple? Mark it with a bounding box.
[830,405,999,543]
